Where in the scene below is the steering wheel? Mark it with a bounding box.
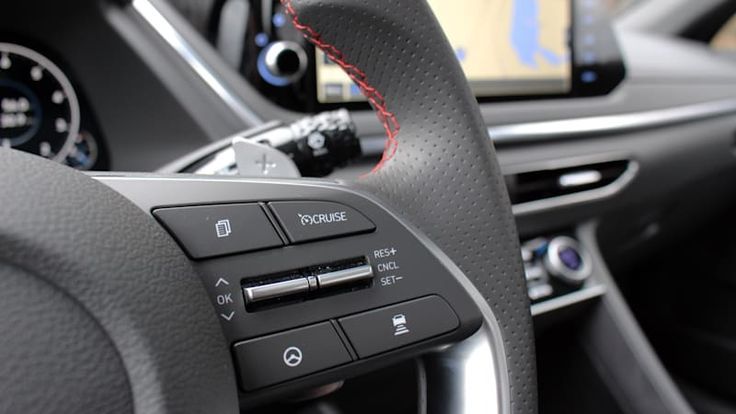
[0,0,536,413]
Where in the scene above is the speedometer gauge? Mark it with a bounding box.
[0,42,80,161]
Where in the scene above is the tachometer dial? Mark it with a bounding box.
[0,42,80,161]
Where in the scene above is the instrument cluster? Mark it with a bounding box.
[0,42,106,170]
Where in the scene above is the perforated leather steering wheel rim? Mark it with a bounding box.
[281,0,537,412]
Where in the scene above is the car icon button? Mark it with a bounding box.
[233,322,352,391]
[338,296,459,358]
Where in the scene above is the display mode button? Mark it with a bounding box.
[153,203,283,259]
[338,296,459,358]
[268,201,375,243]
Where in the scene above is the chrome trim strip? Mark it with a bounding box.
[511,160,639,216]
[490,98,736,143]
[131,0,262,126]
[244,278,310,303]
[531,284,606,316]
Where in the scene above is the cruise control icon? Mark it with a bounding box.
[283,346,303,367]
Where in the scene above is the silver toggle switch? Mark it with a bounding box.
[316,264,374,289]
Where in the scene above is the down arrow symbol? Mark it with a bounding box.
[220,311,235,321]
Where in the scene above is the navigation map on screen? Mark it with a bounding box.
[316,0,572,103]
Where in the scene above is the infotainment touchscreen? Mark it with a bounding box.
[315,0,572,103]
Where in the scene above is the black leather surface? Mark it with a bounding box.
[0,262,132,413]
[0,149,239,413]
[283,0,537,412]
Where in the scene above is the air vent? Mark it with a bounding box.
[505,160,634,211]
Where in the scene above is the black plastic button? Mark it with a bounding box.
[233,322,352,390]
[153,204,283,259]
[268,201,375,243]
[338,296,459,358]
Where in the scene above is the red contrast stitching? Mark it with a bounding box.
[280,0,399,173]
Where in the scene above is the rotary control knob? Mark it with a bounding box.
[258,41,308,86]
[543,236,592,286]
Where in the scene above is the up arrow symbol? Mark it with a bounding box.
[215,278,230,287]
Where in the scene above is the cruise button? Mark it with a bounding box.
[268,201,375,243]
[338,296,459,358]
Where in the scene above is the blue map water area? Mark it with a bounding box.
[510,0,563,68]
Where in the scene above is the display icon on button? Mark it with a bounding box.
[215,219,232,238]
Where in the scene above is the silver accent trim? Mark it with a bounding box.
[490,98,736,144]
[424,321,502,414]
[131,0,262,126]
[360,98,736,155]
[316,264,374,289]
[530,284,606,316]
[244,278,310,303]
[512,160,639,216]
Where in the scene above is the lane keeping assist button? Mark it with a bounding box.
[232,322,352,390]
[268,201,375,243]
[338,296,459,358]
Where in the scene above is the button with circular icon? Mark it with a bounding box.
[232,322,352,390]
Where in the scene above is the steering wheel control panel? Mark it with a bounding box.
[522,235,593,303]
[132,178,483,399]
